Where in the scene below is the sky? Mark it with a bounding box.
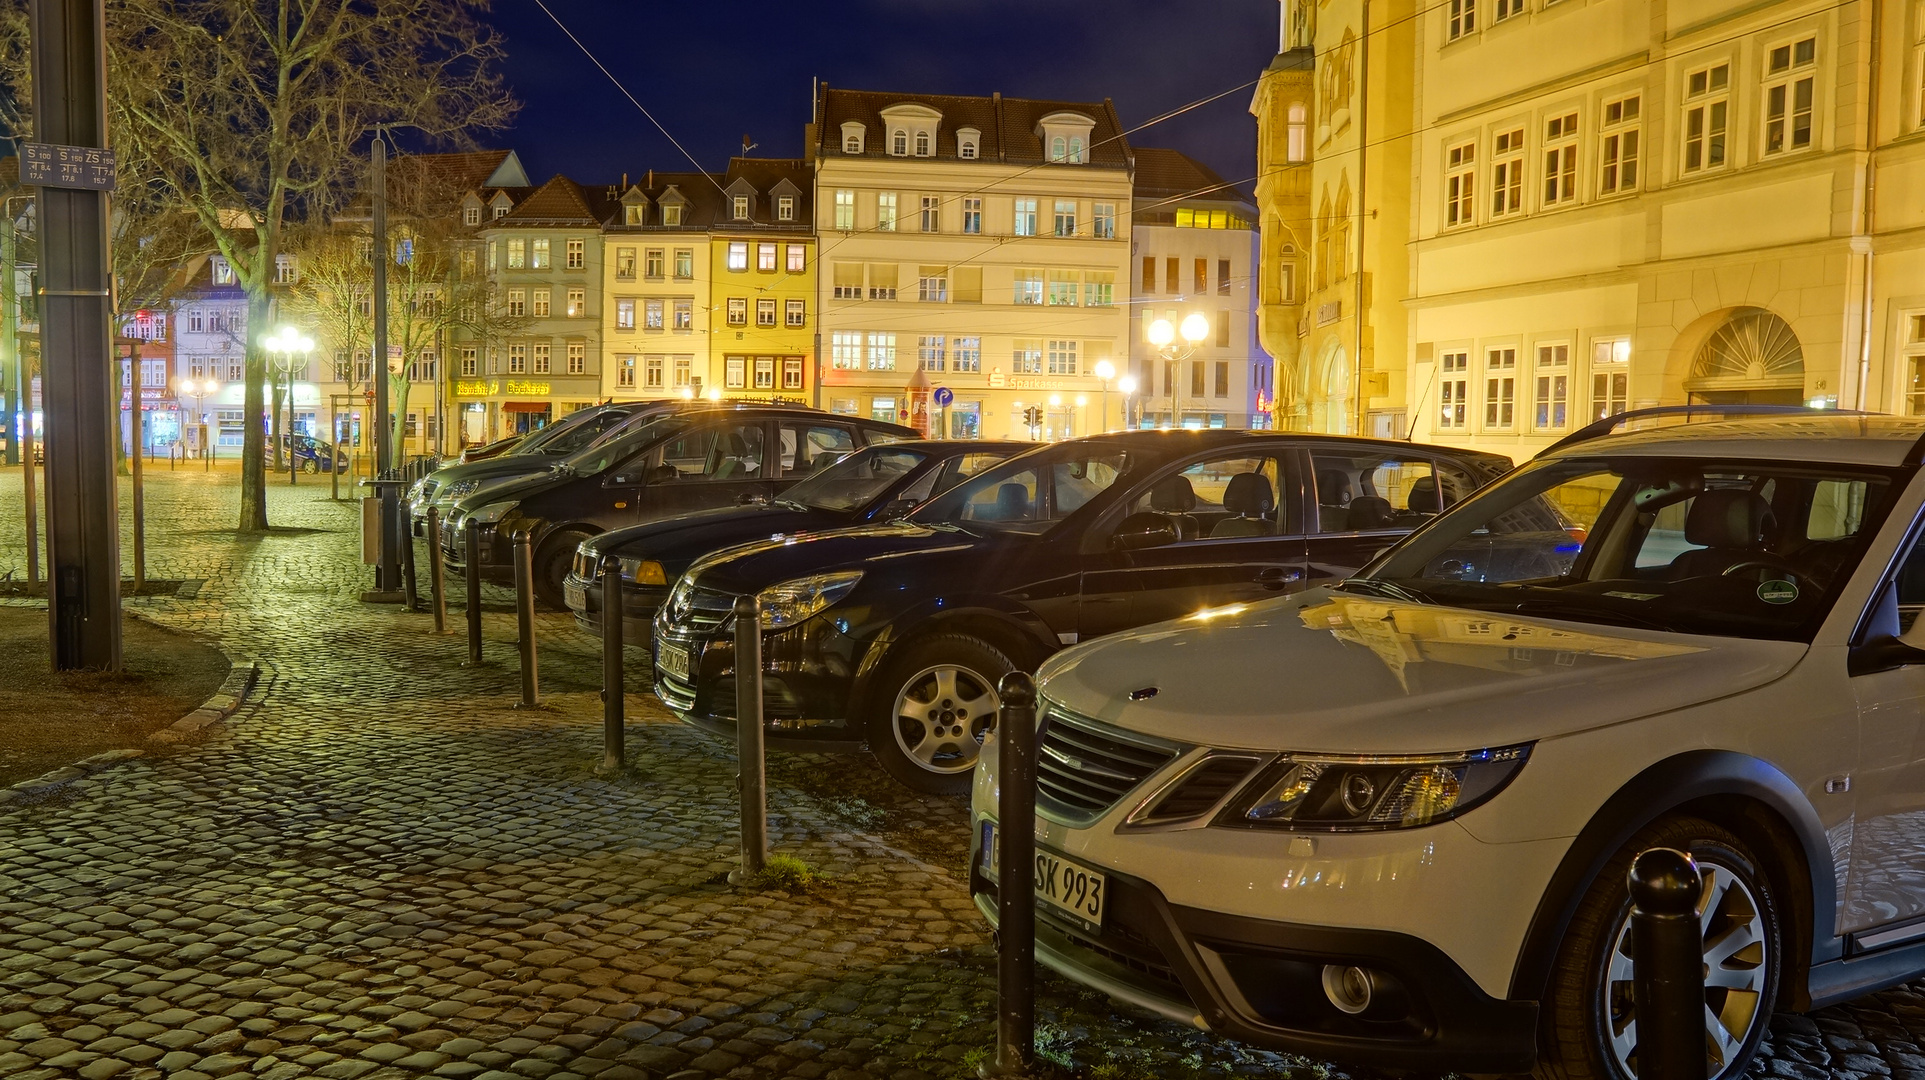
[489,0,1282,193]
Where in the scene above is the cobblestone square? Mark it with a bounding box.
[0,470,1922,1080]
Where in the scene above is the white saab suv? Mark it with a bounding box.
[972,410,1925,1079]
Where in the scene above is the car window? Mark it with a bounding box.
[782,424,857,475]
[782,447,930,512]
[652,422,765,482]
[920,449,1132,536]
[1311,451,1450,533]
[1360,457,1897,642]
[1121,454,1282,541]
[933,452,1008,494]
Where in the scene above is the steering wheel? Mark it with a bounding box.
[1721,558,1799,585]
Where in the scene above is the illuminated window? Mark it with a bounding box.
[834,190,855,230]
[1094,203,1116,238]
[1287,104,1308,162]
[727,243,749,272]
[530,238,550,269]
[1014,198,1038,236]
[758,244,777,271]
[1591,338,1631,420]
[1533,343,1569,430]
[787,245,806,272]
[877,192,898,231]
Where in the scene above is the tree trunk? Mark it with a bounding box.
[238,288,270,532]
[392,372,411,463]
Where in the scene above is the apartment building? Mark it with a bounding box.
[174,256,253,452]
[1260,0,1925,455]
[810,86,1135,439]
[1128,147,1272,429]
[470,174,612,440]
[1249,45,1314,426]
[604,171,716,400]
[709,158,816,401]
[117,306,177,455]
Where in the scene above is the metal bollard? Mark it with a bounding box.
[599,555,625,774]
[401,514,420,611]
[463,521,483,665]
[728,594,768,884]
[1629,847,1707,1080]
[988,671,1038,1077]
[426,507,448,634]
[513,531,539,707]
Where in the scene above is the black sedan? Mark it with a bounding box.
[442,405,915,608]
[651,429,1511,793]
[564,439,1030,639]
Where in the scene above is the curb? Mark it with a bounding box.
[0,642,258,806]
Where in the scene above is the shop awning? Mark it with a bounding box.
[502,401,551,413]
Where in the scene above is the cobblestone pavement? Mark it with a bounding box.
[0,469,1923,1080]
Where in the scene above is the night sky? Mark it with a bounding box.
[489,0,1281,192]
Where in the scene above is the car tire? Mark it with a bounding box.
[534,531,590,611]
[1537,816,1782,1080]
[868,634,1015,795]
[301,458,319,474]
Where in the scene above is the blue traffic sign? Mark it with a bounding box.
[933,386,954,407]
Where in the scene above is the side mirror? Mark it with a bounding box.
[1110,511,1179,552]
[1850,580,1925,675]
[878,499,918,521]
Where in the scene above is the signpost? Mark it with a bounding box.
[932,386,952,441]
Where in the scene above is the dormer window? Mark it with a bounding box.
[732,195,750,220]
[841,121,866,154]
[1069,136,1086,163]
[776,195,795,221]
[957,128,981,160]
[624,203,645,225]
[463,205,481,226]
[880,103,944,163]
[663,203,684,226]
[1038,111,1098,166]
[915,130,931,156]
[1050,136,1067,162]
[891,128,909,156]
[492,204,509,219]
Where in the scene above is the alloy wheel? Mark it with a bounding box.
[1601,861,1769,1078]
[890,663,999,775]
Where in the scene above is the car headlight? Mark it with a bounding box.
[619,557,667,585]
[444,479,480,499]
[1223,744,1531,831]
[756,570,863,630]
[468,501,516,525]
[408,478,428,501]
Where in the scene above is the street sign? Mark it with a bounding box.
[20,142,116,192]
[933,386,954,407]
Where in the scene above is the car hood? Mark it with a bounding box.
[588,505,848,568]
[451,467,568,515]
[430,456,562,497]
[688,522,992,592]
[1037,588,1807,755]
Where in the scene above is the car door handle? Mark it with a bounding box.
[1256,567,1303,590]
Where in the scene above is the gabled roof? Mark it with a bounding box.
[493,174,618,228]
[815,86,1130,168]
[1132,147,1252,209]
[606,170,727,231]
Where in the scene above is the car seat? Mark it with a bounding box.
[988,483,1031,521]
[1406,483,1442,515]
[711,433,750,480]
[1348,496,1396,531]
[1316,468,1353,532]
[1667,490,1782,579]
[1147,475,1201,541]
[1210,473,1277,538]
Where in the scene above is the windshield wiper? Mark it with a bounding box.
[1505,596,1683,634]
[1336,577,1430,604]
[773,498,811,513]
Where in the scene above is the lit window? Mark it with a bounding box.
[624,203,644,225]
[1050,136,1067,162]
[1287,104,1308,162]
[952,337,982,372]
[507,238,525,268]
[733,195,750,220]
[672,299,692,330]
[615,248,636,280]
[919,335,946,371]
[877,192,898,231]
[1438,352,1469,429]
[1591,338,1631,420]
[1093,203,1116,239]
[786,244,806,272]
[530,238,550,269]
[617,298,636,330]
[568,288,585,318]
[1068,136,1085,163]
[727,242,749,271]
[674,249,693,279]
[643,298,662,330]
[834,190,855,230]
[831,331,863,370]
[866,332,897,371]
[663,203,684,226]
[758,244,777,271]
[1533,343,1569,431]
[1014,198,1038,236]
[776,195,795,221]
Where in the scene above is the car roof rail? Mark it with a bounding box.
[1542,404,1873,455]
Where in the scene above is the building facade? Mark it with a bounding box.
[1260,0,1925,456]
[810,87,1135,439]
[709,159,816,402]
[1249,46,1315,428]
[604,171,716,402]
[1128,147,1272,429]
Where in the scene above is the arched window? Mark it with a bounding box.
[1287,104,1308,162]
[845,134,861,153]
[959,136,978,159]
[1068,136,1086,163]
[1051,136,1067,162]
[892,129,908,155]
[915,130,931,156]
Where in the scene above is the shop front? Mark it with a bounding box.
[452,377,601,445]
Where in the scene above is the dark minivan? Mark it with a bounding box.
[564,439,1030,638]
[651,429,1511,793]
[441,405,915,607]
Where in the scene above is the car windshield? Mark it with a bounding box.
[783,447,930,513]
[518,408,637,456]
[561,415,688,477]
[911,445,1133,535]
[1354,455,1900,642]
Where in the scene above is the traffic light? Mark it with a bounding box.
[1022,405,1043,437]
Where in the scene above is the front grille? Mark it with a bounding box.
[1132,754,1263,826]
[1057,921,1185,994]
[667,581,737,634]
[1036,711,1179,820]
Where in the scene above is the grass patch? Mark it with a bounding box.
[747,854,821,892]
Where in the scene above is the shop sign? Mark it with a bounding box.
[455,380,498,397]
[505,380,551,395]
[1008,377,1083,392]
[988,367,1006,388]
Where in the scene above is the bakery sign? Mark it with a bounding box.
[454,380,498,397]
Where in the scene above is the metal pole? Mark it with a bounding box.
[1629,848,1708,1080]
[329,397,340,501]
[31,0,122,670]
[988,670,1038,1077]
[129,344,144,594]
[22,411,37,585]
[728,594,767,883]
[599,555,625,775]
[513,530,538,706]
[463,520,483,664]
[426,506,447,634]
[2,208,17,468]
[371,129,402,595]
[288,370,297,486]
[401,512,419,610]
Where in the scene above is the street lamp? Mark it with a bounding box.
[264,327,315,485]
[1148,313,1210,428]
[1092,359,1116,433]
[1118,374,1139,430]
[175,376,221,471]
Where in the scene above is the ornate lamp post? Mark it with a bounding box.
[1148,312,1209,429]
[264,327,315,485]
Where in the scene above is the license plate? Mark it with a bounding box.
[982,822,1105,931]
[564,581,586,612]
[656,642,691,682]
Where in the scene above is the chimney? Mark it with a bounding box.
[622,172,628,189]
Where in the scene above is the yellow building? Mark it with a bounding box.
[1259,0,1925,457]
[602,172,715,400]
[1249,43,1315,428]
[809,86,1135,439]
[708,158,815,402]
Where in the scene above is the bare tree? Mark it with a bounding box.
[1,0,516,531]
